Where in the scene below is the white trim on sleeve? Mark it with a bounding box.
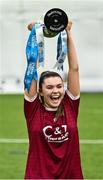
[66,89,80,100]
[24,93,38,102]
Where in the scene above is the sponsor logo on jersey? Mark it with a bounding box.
[43,125,69,143]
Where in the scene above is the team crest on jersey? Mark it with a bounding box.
[43,125,69,143]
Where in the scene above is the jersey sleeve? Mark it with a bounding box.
[63,90,80,121]
[24,93,40,125]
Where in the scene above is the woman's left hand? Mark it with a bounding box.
[65,21,72,36]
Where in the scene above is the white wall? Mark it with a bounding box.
[0,0,103,93]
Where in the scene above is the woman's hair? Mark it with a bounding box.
[39,71,63,91]
[39,71,64,122]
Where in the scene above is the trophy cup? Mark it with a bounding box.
[43,8,68,37]
[26,8,68,74]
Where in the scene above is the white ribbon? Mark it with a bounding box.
[35,23,44,67]
[54,30,67,70]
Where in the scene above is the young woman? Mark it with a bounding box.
[24,22,84,179]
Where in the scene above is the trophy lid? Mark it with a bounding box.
[44,8,68,34]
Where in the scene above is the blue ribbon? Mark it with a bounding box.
[24,26,38,92]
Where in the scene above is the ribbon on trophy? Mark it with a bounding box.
[24,8,68,92]
[54,30,67,70]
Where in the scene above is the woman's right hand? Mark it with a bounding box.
[27,22,35,31]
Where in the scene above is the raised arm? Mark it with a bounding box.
[25,79,37,99]
[66,23,80,97]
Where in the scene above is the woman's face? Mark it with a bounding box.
[40,76,65,108]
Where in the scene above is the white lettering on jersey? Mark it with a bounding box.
[43,125,69,143]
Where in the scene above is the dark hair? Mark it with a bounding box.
[39,71,64,122]
[39,71,63,91]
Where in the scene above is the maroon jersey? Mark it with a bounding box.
[24,90,83,179]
